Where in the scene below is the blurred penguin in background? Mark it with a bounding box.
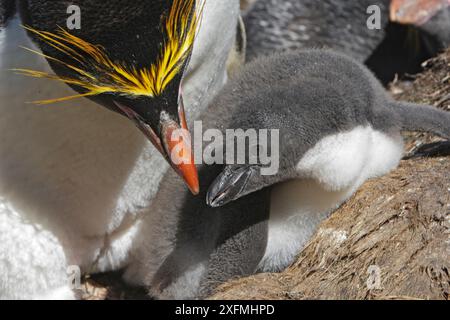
[243,0,450,84]
[244,0,391,62]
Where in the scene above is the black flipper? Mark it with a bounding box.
[150,184,270,299]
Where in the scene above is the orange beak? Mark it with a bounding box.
[114,100,199,195]
[161,113,200,195]
[390,0,450,25]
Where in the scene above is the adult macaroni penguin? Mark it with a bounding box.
[0,0,240,299]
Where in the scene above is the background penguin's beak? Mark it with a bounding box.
[115,100,199,195]
[390,0,450,25]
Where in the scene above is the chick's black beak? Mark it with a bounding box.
[206,166,254,207]
[114,99,199,195]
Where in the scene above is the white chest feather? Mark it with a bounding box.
[259,126,404,272]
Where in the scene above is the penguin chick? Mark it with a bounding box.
[245,0,450,86]
[208,48,450,206]
[128,49,450,299]
[206,49,450,271]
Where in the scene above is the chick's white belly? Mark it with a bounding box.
[260,126,404,272]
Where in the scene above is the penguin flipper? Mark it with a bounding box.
[149,188,270,300]
[198,215,268,298]
[198,189,270,298]
[392,101,450,139]
[149,241,211,300]
[149,220,267,300]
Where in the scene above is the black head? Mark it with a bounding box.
[17,0,200,194]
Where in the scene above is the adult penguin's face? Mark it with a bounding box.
[17,0,201,194]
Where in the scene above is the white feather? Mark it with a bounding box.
[260,126,404,272]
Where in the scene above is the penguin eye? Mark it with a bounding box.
[14,0,204,105]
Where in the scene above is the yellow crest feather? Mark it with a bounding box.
[14,0,204,104]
